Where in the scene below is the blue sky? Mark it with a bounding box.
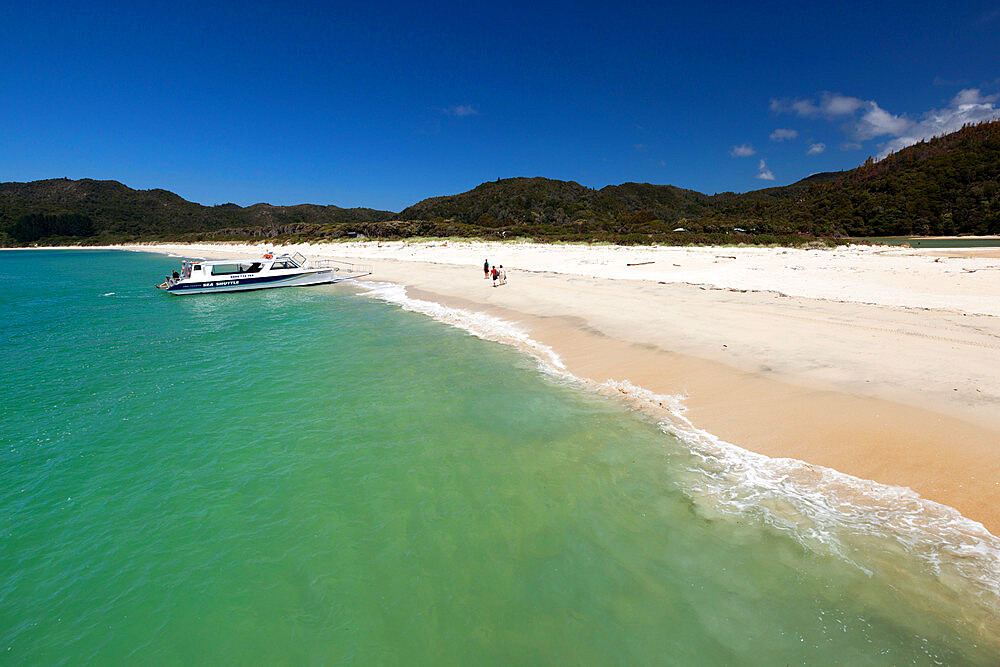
[2,1,998,211]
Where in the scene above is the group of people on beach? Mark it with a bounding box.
[483,259,507,287]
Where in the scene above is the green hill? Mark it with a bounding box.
[0,178,395,244]
[398,120,999,240]
[703,121,1000,237]
[3,119,998,245]
[399,177,713,227]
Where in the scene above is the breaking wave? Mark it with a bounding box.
[357,280,1000,622]
[358,281,566,373]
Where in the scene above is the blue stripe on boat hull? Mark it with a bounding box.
[162,271,347,294]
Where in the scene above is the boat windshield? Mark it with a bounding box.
[210,262,263,275]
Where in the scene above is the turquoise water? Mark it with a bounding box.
[2,249,999,664]
[857,237,1000,248]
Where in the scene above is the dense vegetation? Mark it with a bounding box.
[3,120,998,246]
[399,179,713,227]
[0,178,394,245]
[7,213,95,243]
[701,121,1000,237]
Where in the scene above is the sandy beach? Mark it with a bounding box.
[122,240,1000,533]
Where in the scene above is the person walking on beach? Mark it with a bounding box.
[491,265,499,287]
[499,265,506,285]
[484,259,490,279]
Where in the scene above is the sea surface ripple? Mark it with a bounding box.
[1,250,997,664]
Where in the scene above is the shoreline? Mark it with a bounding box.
[20,241,1000,536]
[392,279,1000,535]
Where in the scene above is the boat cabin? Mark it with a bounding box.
[182,253,305,279]
[158,251,369,294]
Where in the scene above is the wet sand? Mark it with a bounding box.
[109,241,1000,532]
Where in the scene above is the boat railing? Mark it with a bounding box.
[309,259,373,276]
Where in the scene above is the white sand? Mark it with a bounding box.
[136,239,1000,314]
[104,240,1000,531]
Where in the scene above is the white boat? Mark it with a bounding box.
[156,252,372,295]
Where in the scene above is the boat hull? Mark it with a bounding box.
[160,269,350,294]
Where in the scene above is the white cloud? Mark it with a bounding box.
[730,143,756,157]
[771,92,863,118]
[954,88,999,104]
[772,87,1000,158]
[840,142,863,150]
[792,99,819,116]
[807,142,826,155]
[770,128,798,141]
[851,101,912,140]
[879,88,1000,156]
[821,93,864,116]
[444,104,477,117]
[756,159,775,180]
[771,97,816,116]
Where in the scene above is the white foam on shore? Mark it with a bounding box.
[357,280,1000,619]
[602,380,1000,609]
[358,281,566,373]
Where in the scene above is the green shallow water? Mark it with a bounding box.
[1,249,998,664]
[855,236,1000,248]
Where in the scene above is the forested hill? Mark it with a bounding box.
[702,120,1000,237]
[398,120,1000,238]
[2,120,998,245]
[0,178,395,244]
[399,178,714,226]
